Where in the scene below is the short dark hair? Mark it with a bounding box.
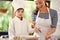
[17,8,24,11]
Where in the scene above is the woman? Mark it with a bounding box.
[32,0,58,40]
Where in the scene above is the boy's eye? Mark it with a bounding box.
[21,10,24,13]
[21,11,24,13]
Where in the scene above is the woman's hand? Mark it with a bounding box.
[45,28,56,40]
[31,22,36,28]
[34,27,41,33]
[45,32,51,40]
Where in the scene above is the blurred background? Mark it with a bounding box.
[0,1,12,32]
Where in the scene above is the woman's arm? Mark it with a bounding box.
[46,9,58,34]
[45,9,58,40]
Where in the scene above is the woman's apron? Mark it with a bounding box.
[35,9,51,40]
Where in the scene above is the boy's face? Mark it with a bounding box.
[16,9,24,17]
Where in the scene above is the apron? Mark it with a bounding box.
[35,9,51,40]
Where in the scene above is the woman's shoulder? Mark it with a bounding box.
[50,9,58,17]
[50,9,57,15]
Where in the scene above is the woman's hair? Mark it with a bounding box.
[33,8,38,15]
[45,1,50,8]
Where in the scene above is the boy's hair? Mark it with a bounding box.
[17,8,24,11]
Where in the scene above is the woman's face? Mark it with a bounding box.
[35,0,45,9]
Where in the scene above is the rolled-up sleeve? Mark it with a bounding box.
[50,9,58,28]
